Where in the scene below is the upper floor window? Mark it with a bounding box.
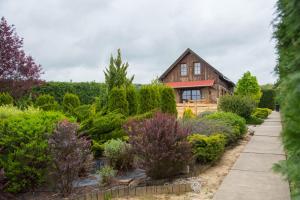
[194,62,201,75]
[180,64,187,76]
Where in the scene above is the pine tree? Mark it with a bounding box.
[104,49,134,91]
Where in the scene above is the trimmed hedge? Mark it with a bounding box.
[259,89,275,110]
[160,87,177,116]
[253,108,270,119]
[126,86,138,116]
[218,95,256,119]
[188,134,226,163]
[246,115,264,125]
[31,82,106,104]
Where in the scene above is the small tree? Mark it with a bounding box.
[235,71,262,103]
[108,87,129,115]
[104,49,134,92]
[0,17,42,98]
[160,86,177,116]
[126,85,138,115]
[48,120,92,197]
[35,94,58,111]
[138,85,160,113]
[125,112,192,179]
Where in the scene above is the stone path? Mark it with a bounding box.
[213,112,290,200]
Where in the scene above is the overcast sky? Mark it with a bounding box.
[1,0,278,84]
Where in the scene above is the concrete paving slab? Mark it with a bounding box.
[243,136,284,155]
[232,152,286,172]
[213,170,290,200]
[254,127,281,137]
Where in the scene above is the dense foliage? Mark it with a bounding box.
[104,49,134,91]
[125,112,192,179]
[218,95,256,119]
[138,85,160,113]
[35,94,59,111]
[32,82,106,104]
[160,86,177,116]
[272,1,300,197]
[0,17,42,99]
[235,71,262,103]
[48,120,92,197]
[0,93,13,106]
[103,139,133,171]
[108,87,129,116]
[62,93,81,114]
[0,107,68,193]
[188,134,226,163]
[259,88,276,110]
[126,85,138,116]
[182,108,196,119]
[252,108,271,119]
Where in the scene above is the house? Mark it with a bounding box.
[159,48,235,103]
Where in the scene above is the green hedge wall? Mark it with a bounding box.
[258,89,275,110]
[31,82,106,104]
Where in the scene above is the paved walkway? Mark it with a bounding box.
[213,112,290,200]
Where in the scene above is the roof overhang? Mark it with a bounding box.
[165,80,215,88]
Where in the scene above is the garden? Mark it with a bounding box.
[0,17,276,199]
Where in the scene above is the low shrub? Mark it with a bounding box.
[98,166,116,186]
[0,93,13,106]
[35,94,59,111]
[160,86,177,116]
[253,108,270,119]
[181,118,239,146]
[182,108,196,119]
[103,139,133,171]
[48,120,92,197]
[125,112,192,179]
[197,111,214,118]
[0,108,68,193]
[73,104,95,122]
[218,95,256,119]
[188,134,226,163]
[63,93,81,114]
[126,109,158,122]
[108,87,129,116]
[246,115,264,125]
[204,112,247,137]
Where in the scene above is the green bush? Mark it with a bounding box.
[204,112,247,137]
[160,86,177,116]
[0,107,68,193]
[97,166,116,185]
[182,108,196,119]
[73,104,95,122]
[108,87,129,116]
[181,118,239,146]
[138,85,160,113]
[0,93,13,106]
[218,95,256,119]
[253,108,270,119]
[127,109,158,122]
[32,82,106,104]
[188,134,226,163]
[35,94,59,111]
[259,89,275,110]
[246,115,264,125]
[103,139,133,171]
[126,85,138,116]
[63,93,81,114]
[197,111,214,118]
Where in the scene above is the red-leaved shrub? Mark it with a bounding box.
[48,120,92,197]
[125,112,192,179]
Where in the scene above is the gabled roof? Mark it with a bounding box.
[159,48,235,87]
[166,80,214,88]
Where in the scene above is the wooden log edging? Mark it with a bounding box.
[71,183,193,200]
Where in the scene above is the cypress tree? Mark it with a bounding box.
[160,86,177,116]
[108,87,129,116]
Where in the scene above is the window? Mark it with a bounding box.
[182,89,201,101]
[194,63,201,75]
[180,64,187,76]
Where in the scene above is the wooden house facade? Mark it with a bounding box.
[159,48,235,103]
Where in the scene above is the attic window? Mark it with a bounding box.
[194,63,201,75]
[180,64,187,76]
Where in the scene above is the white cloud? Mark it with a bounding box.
[0,0,278,84]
